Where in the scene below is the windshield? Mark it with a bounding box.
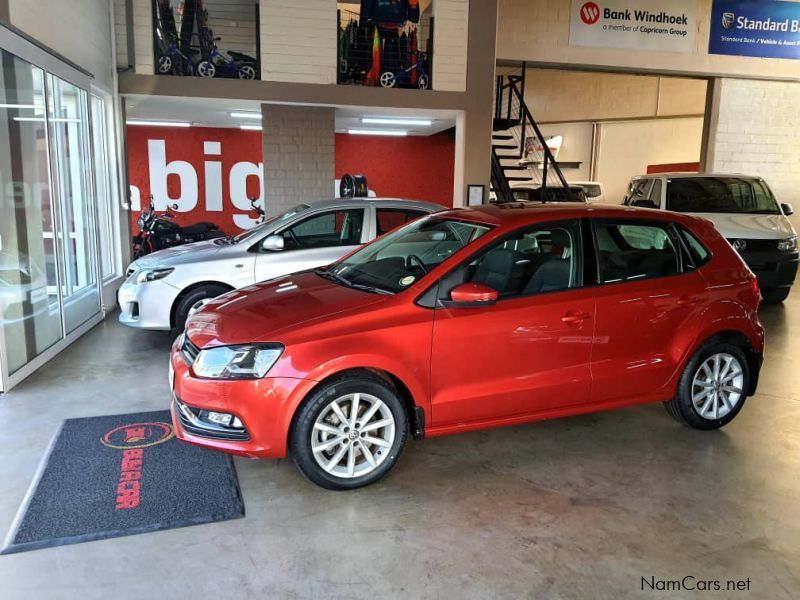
[230,204,310,244]
[666,178,781,215]
[321,216,492,294]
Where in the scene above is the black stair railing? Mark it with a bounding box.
[492,67,576,203]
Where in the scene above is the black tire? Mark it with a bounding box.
[290,372,408,490]
[173,284,229,334]
[663,339,750,430]
[761,287,790,304]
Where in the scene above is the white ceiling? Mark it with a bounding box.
[124,94,456,136]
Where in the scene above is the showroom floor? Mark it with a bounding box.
[1,297,799,599]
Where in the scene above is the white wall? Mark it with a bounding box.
[596,117,705,204]
[539,121,593,182]
[497,0,800,81]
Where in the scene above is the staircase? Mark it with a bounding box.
[491,66,576,203]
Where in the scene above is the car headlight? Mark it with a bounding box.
[193,344,283,380]
[134,268,174,284]
[777,236,797,252]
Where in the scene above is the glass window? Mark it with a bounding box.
[458,222,581,297]
[90,95,119,279]
[0,51,63,375]
[595,221,680,283]
[666,177,781,214]
[282,209,365,250]
[624,179,654,206]
[324,217,491,294]
[678,225,710,267]
[376,208,427,236]
[649,179,662,205]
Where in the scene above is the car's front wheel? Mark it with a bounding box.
[663,340,750,430]
[290,373,408,490]
[173,284,230,334]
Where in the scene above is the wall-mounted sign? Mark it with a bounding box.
[569,0,697,53]
[709,0,800,60]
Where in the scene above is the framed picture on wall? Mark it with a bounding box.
[467,185,484,206]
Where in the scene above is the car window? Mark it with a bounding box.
[582,184,602,199]
[281,209,365,250]
[442,221,581,299]
[649,179,662,205]
[677,225,710,267]
[595,221,680,283]
[666,177,781,214]
[376,208,428,236]
[625,179,653,206]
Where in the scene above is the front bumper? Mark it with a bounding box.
[169,343,316,458]
[740,251,799,291]
[118,278,179,330]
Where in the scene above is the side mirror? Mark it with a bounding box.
[261,234,284,252]
[444,282,498,308]
[781,203,794,216]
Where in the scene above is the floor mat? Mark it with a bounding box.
[2,410,244,554]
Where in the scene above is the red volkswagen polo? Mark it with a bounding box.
[170,203,764,489]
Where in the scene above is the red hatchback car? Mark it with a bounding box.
[170,203,764,489]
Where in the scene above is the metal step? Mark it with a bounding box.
[492,134,514,140]
[492,144,517,150]
[506,176,532,182]
[492,118,519,131]
[501,165,530,171]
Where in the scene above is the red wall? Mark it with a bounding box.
[335,132,454,206]
[126,126,454,235]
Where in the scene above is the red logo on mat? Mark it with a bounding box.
[101,421,173,510]
[580,2,601,25]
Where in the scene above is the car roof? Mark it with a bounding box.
[305,197,445,212]
[438,202,704,228]
[634,172,762,180]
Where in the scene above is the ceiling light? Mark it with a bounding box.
[126,120,191,127]
[240,125,262,131]
[14,116,78,123]
[230,111,261,120]
[361,117,432,126]
[348,129,407,137]
[0,103,42,109]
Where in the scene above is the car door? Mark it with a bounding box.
[254,207,368,282]
[589,218,708,404]
[429,219,596,426]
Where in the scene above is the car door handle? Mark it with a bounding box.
[561,311,590,325]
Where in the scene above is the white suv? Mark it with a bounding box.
[624,173,797,303]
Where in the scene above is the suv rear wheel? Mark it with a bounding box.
[761,287,790,304]
[290,373,408,490]
[663,340,750,430]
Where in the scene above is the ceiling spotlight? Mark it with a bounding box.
[361,117,432,126]
[230,111,262,120]
[126,120,191,127]
[348,129,408,137]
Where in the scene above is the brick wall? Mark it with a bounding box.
[261,0,337,84]
[262,105,335,215]
[433,0,469,92]
[709,78,800,217]
[132,0,154,75]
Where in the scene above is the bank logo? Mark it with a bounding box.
[101,421,174,450]
[580,2,601,25]
[722,12,735,30]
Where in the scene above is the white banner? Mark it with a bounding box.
[569,0,697,53]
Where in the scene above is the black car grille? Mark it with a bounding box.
[726,238,780,252]
[174,396,250,442]
[181,336,201,365]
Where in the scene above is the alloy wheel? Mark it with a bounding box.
[311,392,396,479]
[691,353,744,420]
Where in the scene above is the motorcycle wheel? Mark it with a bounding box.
[158,55,173,74]
[238,64,256,80]
[380,71,397,88]
[197,61,216,78]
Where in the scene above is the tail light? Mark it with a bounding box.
[750,276,762,309]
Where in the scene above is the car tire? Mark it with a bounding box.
[663,339,750,430]
[290,372,408,490]
[173,284,230,334]
[761,287,790,304]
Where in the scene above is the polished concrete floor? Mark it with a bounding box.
[0,296,799,600]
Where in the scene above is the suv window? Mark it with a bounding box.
[376,208,428,236]
[442,221,581,298]
[595,221,680,283]
[666,177,781,214]
[282,209,365,250]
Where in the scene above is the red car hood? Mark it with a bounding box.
[185,271,390,348]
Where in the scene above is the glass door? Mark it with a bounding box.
[46,74,101,333]
[0,50,64,376]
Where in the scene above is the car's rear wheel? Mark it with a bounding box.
[663,340,750,430]
[173,284,230,334]
[761,287,790,304]
[290,373,408,490]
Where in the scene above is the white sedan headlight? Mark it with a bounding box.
[134,268,174,284]
[193,344,283,380]
[777,236,797,253]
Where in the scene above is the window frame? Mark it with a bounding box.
[375,207,429,237]
[589,217,691,286]
[428,218,585,307]
[272,207,367,252]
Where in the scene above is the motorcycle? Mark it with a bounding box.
[133,198,226,258]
